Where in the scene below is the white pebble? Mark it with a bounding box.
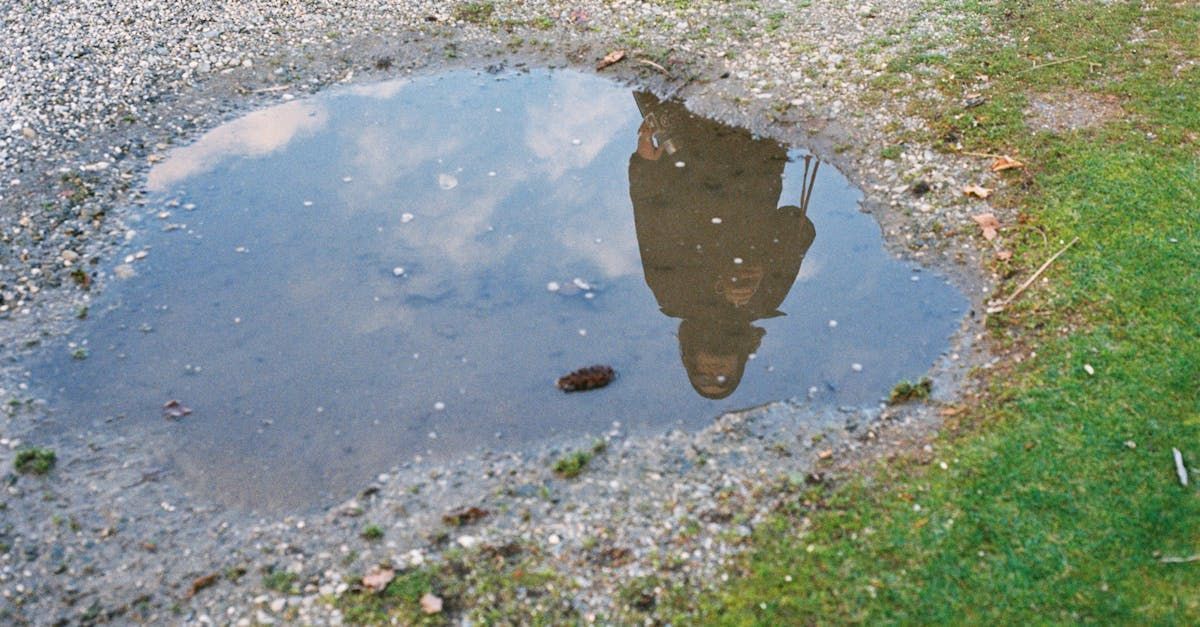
[392,267,405,277]
[341,176,352,183]
[828,320,838,328]
[1084,364,1095,375]
[400,212,414,223]
[674,161,686,168]
[434,401,445,411]
[546,281,560,292]
[733,257,743,265]
[571,138,582,145]
[711,217,723,224]
[851,363,863,372]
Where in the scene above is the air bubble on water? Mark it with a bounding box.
[437,173,458,190]
[401,213,415,223]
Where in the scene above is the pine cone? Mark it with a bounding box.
[556,365,616,392]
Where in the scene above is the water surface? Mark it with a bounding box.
[31,70,965,510]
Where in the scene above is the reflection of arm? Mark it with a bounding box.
[636,121,665,161]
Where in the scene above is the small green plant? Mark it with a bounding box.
[880,145,902,160]
[553,440,606,479]
[454,1,495,24]
[262,569,298,593]
[361,524,384,541]
[889,377,933,403]
[14,447,56,475]
[71,347,89,360]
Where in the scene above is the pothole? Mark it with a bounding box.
[25,69,966,511]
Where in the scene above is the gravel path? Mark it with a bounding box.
[0,1,1005,623]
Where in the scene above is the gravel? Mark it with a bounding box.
[0,0,1007,623]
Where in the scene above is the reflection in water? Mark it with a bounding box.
[630,93,816,398]
[26,71,966,512]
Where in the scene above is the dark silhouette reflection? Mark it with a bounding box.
[629,92,817,399]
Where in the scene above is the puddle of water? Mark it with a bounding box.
[29,70,965,511]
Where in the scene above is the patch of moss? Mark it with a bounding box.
[14,447,56,475]
[889,377,933,403]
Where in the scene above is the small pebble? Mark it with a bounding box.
[851,363,863,372]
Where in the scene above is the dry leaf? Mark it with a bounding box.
[420,592,444,614]
[939,405,965,417]
[990,155,1025,171]
[188,573,219,598]
[962,183,993,199]
[996,250,1013,261]
[595,50,626,70]
[972,213,1001,241]
[163,399,192,419]
[362,566,395,593]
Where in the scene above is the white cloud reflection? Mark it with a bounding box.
[147,101,329,192]
[523,73,636,180]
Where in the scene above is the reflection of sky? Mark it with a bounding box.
[33,70,965,512]
[146,101,329,191]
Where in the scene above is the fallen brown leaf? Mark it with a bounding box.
[188,573,219,598]
[972,213,1001,240]
[990,155,1025,172]
[162,399,192,419]
[595,50,626,70]
[939,405,965,417]
[996,250,1013,261]
[362,566,395,593]
[420,592,444,614]
[962,183,993,199]
[817,449,833,460]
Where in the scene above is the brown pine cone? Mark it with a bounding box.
[556,365,616,392]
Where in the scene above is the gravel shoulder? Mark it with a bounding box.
[0,1,1004,623]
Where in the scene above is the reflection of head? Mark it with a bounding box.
[678,319,765,399]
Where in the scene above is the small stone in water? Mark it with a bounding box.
[401,213,414,223]
[572,277,590,290]
[851,363,863,372]
[434,401,445,411]
[546,281,560,292]
[437,173,458,190]
[392,267,405,277]
[828,320,838,328]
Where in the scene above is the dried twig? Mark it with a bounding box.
[960,150,1007,159]
[634,58,670,75]
[987,237,1079,313]
[1160,554,1200,564]
[253,84,290,93]
[1174,448,1189,486]
[1018,54,1089,75]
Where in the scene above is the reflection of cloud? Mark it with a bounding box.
[147,101,329,191]
[524,74,636,180]
[346,79,410,100]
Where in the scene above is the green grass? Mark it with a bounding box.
[13,447,56,475]
[361,524,385,541]
[552,440,607,479]
[704,1,1200,623]
[889,377,933,404]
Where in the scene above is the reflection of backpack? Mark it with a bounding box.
[634,92,681,155]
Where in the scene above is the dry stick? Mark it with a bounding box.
[634,58,670,75]
[1018,54,1089,75]
[1174,448,1189,486]
[960,150,1007,159]
[987,237,1080,313]
[1160,554,1200,564]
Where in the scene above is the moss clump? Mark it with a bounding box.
[361,524,385,541]
[889,377,933,403]
[14,447,56,475]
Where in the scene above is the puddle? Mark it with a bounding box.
[28,70,966,511]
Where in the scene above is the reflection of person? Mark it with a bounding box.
[630,92,817,399]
